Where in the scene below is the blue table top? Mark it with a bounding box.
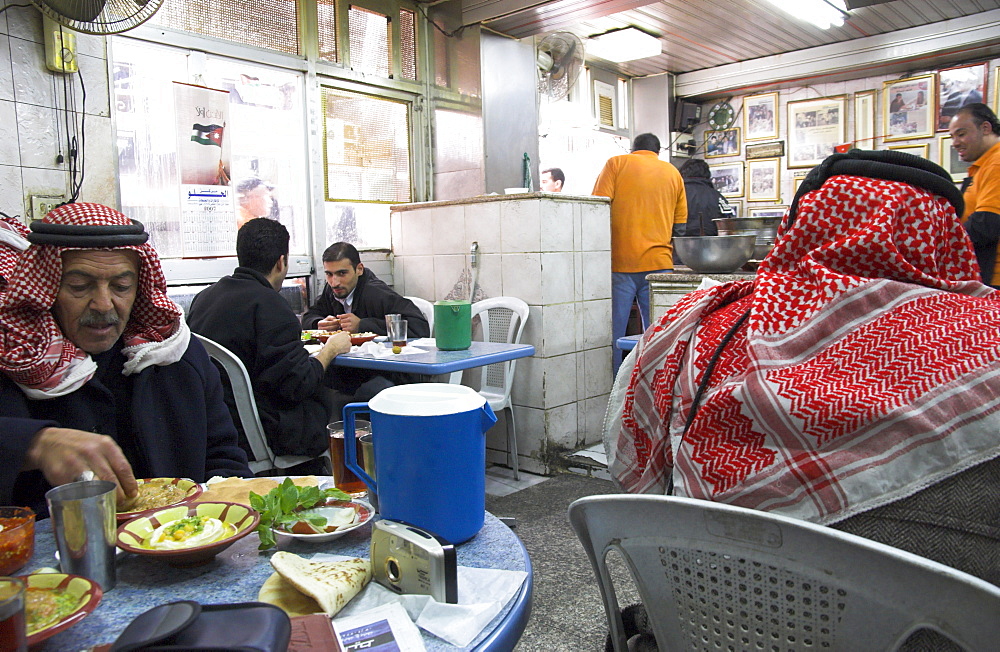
[333,341,534,375]
[616,334,640,351]
[26,510,531,651]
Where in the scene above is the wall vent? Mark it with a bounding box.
[594,80,616,128]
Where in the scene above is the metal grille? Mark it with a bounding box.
[349,5,390,78]
[150,0,299,55]
[484,308,514,390]
[433,30,449,88]
[317,0,338,63]
[662,547,846,651]
[399,9,417,81]
[323,88,411,203]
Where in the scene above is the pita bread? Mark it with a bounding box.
[196,476,319,506]
[258,572,323,617]
[270,552,371,617]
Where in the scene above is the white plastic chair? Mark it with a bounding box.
[194,333,321,474]
[404,295,434,336]
[569,494,1000,652]
[453,297,529,479]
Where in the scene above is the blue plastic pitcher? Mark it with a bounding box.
[343,384,497,544]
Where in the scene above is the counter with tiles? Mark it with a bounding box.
[390,192,611,475]
[647,269,756,324]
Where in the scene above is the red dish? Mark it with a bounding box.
[350,333,378,346]
[20,573,103,647]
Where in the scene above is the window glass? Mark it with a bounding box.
[111,38,309,258]
[348,6,390,78]
[150,0,299,55]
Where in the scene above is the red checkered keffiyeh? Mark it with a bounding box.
[610,172,1000,524]
[0,203,189,398]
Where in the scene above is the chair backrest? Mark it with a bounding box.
[405,296,435,336]
[470,297,529,397]
[194,333,316,474]
[569,494,1000,652]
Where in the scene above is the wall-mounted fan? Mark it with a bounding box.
[536,32,585,102]
[32,0,165,35]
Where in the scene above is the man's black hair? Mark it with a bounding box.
[679,158,711,180]
[956,102,1000,135]
[236,177,267,195]
[632,133,660,153]
[236,217,288,274]
[542,167,565,184]
[322,241,362,267]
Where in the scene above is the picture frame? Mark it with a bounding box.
[705,128,741,158]
[938,134,971,183]
[854,90,876,149]
[887,143,929,159]
[744,92,779,141]
[883,74,935,141]
[746,141,784,159]
[726,198,744,217]
[937,63,987,131]
[787,95,847,168]
[747,158,781,202]
[709,161,744,198]
[748,206,788,219]
[792,170,810,195]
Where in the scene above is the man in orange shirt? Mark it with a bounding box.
[593,133,687,373]
[950,103,1000,288]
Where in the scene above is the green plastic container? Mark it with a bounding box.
[434,300,472,350]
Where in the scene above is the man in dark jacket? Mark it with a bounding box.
[678,158,735,237]
[188,218,352,460]
[301,242,429,337]
[301,242,430,413]
[0,203,251,514]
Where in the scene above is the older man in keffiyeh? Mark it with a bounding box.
[606,150,1000,584]
[0,203,250,514]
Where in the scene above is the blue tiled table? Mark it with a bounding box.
[26,509,531,651]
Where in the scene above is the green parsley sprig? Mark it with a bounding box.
[249,478,352,550]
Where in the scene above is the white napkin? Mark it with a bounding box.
[351,341,427,358]
[316,554,527,647]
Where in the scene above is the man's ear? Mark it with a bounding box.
[356,262,364,275]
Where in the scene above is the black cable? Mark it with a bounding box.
[71,68,88,202]
[0,3,32,15]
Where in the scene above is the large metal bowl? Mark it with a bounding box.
[673,234,757,274]
[713,216,781,242]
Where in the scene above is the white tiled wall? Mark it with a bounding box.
[391,194,612,474]
[0,4,116,221]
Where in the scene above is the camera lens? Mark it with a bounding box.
[386,557,401,582]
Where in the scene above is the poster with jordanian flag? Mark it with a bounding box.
[173,81,231,185]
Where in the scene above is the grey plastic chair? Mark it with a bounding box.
[569,494,1000,652]
[194,333,321,474]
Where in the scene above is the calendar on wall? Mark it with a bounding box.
[180,185,237,256]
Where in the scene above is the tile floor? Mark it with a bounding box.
[485,442,610,496]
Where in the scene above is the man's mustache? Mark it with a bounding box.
[79,310,121,327]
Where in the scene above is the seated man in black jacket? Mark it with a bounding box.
[188,218,352,465]
[301,242,429,338]
[301,242,430,415]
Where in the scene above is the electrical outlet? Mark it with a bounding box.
[31,195,67,220]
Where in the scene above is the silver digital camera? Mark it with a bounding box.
[370,519,458,603]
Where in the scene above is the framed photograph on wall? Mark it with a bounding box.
[709,161,744,198]
[748,206,788,219]
[938,135,971,182]
[883,74,935,141]
[705,128,741,158]
[727,199,744,217]
[854,90,876,149]
[747,158,781,202]
[887,143,929,159]
[744,92,779,141]
[787,95,847,168]
[937,63,987,131]
[792,170,810,195]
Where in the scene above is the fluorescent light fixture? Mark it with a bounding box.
[764,0,849,29]
[587,27,661,63]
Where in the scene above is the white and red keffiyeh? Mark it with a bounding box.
[610,171,1000,524]
[0,203,190,398]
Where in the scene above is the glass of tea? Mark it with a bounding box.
[328,420,371,494]
[388,319,408,348]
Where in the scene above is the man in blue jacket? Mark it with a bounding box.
[0,203,251,515]
[188,218,352,462]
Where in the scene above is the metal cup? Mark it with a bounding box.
[46,480,118,591]
[0,577,27,652]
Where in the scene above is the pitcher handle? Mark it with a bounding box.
[343,403,377,495]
